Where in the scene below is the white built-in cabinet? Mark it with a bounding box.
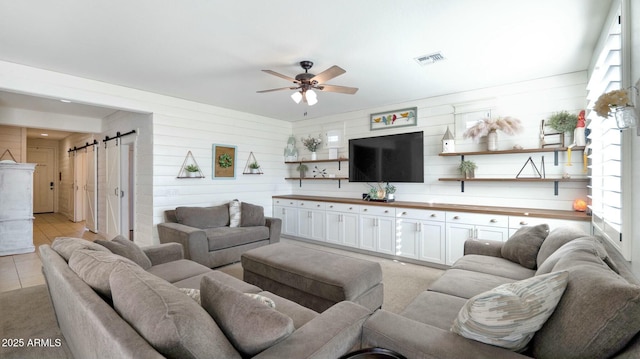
[0,163,36,255]
[273,197,590,266]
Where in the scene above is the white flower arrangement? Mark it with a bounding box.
[301,135,322,152]
[462,117,523,142]
[594,89,632,118]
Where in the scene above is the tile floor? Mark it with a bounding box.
[0,213,104,293]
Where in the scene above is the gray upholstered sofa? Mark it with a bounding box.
[157,201,281,268]
[40,237,371,359]
[361,226,640,359]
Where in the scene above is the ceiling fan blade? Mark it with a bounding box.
[317,84,359,94]
[261,69,298,83]
[310,65,346,84]
[256,86,298,93]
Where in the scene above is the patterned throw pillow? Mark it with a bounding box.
[229,199,241,227]
[179,288,202,304]
[178,288,275,309]
[451,271,569,351]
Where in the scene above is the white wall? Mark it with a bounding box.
[289,72,589,211]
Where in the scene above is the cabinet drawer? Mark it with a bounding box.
[446,212,508,227]
[325,202,360,213]
[397,208,445,222]
[360,205,394,217]
[298,201,326,210]
[509,216,590,233]
[273,198,297,207]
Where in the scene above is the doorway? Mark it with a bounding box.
[104,138,135,241]
[27,147,55,213]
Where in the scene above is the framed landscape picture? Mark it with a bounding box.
[212,144,236,179]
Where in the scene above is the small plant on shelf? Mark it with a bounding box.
[248,161,261,173]
[296,163,308,178]
[185,164,200,177]
[458,160,477,179]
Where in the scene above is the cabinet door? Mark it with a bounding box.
[325,211,343,245]
[309,209,326,241]
[446,223,474,265]
[342,212,359,248]
[298,209,312,238]
[359,215,377,251]
[282,206,298,236]
[376,216,396,255]
[420,220,446,264]
[476,225,509,242]
[397,219,420,259]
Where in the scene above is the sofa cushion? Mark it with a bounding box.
[452,254,535,280]
[240,202,266,227]
[68,249,140,297]
[401,291,468,331]
[428,269,517,299]
[95,235,152,270]
[51,237,110,261]
[531,264,640,359]
[536,237,608,275]
[200,275,294,357]
[110,263,241,359]
[205,226,270,251]
[229,199,241,227]
[451,271,569,351]
[536,227,586,266]
[146,259,211,283]
[175,205,229,229]
[501,224,549,269]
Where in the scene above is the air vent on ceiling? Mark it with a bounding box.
[414,52,445,66]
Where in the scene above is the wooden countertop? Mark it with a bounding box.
[272,194,591,222]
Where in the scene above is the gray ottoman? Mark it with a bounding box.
[241,242,383,313]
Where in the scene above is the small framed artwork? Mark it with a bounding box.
[370,107,417,131]
[212,144,236,179]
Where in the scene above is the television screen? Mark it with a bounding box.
[349,131,424,183]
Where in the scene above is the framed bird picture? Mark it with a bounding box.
[370,107,417,131]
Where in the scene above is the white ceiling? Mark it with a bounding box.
[0,0,611,122]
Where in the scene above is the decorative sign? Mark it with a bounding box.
[370,107,417,130]
[212,144,236,179]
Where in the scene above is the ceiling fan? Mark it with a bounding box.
[257,61,358,106]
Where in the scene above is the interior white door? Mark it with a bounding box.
[27,147,55,213]
[85,145,98,233]
[73,151,86,222]
[105,141,121,240]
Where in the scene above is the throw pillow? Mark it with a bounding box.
[177,288,275,309]
[200,275,294,357]
[240,202,265,227]
[451,271,569,351]
[51,237,110,261]
[110,263,240,359]
[68,249,140,297]
[95,235,152,270]
[175,205,229,229]
[501,224,549,269]
[536,227,587,266]
[229,199,241,227]
[179,288,201,304]
[531,264,640,359]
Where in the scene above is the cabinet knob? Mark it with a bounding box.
[401,211,407,216]
[520,221,528,225]
[364,208,368,212]
[330,205,334,208]
[453,216,460,220]
[301,203,304,206]
[317,204,321,207]
[289,202,294,205]
[349,207,353,210]
[430,214,436,218]
[384,210,389,214]
[490,219,498,223]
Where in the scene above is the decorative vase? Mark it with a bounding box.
[311,152,317,160]
[186,171,196,177]
[563,132,573,147]
[300,171,306,178]
[464,169,475,179]
[487,130,498,151]
[615,106,637,129]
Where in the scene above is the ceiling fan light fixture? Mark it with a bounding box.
[306,89,318,106]
[291,91,302,104]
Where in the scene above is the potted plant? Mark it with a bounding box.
[385,183,396,200]
[185,164,200,177]
[301,134,322,160]
[458,160,477,179]
[248,161,260,174]
[296,163,308,178]
[547,111,578,144]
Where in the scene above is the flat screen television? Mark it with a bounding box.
[349,131,424,183]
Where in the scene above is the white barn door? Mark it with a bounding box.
[73,151,86,222]
[105,141,121,240]
[85,145,98,233]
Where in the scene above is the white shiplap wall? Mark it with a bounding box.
[288,72,589,211]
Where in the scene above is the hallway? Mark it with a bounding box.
[0,213,104,293]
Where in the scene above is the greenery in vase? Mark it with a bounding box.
[185,164,200,173]
[296,163,308,177]
[458,160,477,176]
[249,161,260,169]
[547,111,578,133]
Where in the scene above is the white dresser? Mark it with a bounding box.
[0,162,36,255]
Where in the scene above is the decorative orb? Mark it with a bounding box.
[573,199,587,212]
